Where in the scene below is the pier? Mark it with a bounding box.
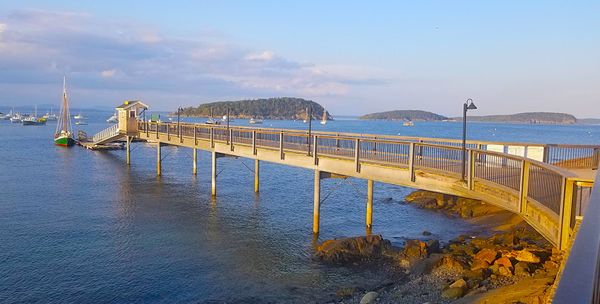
[81,101,599,253]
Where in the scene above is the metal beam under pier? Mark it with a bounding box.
[156,142,161,176]
[254,159,260,193]
[211,150,217,197]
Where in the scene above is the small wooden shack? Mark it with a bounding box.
[116,100,148,135]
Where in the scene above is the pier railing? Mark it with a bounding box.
[92,124,119,144]
[140,121,596,249]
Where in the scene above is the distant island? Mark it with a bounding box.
[179,97,331,120]
[360,109,582,125]
[457,112,577,124]
[360,110,447,121]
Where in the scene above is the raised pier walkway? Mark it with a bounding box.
[87,101,598,251]
[132,121,597,250]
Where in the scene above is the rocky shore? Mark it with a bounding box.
[314,190,562,304]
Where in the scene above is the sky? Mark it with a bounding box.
[0,1,598,117]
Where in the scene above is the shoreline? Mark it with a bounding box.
[315,190,561,304]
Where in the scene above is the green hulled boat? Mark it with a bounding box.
[54,77,75,147]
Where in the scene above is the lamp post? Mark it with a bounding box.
[461,98,477,181]
[177,106,183,138]
[307,106,312,155]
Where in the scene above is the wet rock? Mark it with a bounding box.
[515,249,540,263]
[474,248,498,264]
[442,287,465,299]
[316,235,391,263]
[422,230,432,236]
[360,291,379,304]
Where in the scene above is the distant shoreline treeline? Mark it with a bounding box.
[179,97,332,120]
[360,110,579,125]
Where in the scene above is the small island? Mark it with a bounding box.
[179,97,331,120]
[459,112,577,124]
[360,110,447,121]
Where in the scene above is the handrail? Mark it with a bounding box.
[554,173,600,304]
[92,124,119,143]
[139,120,596,249]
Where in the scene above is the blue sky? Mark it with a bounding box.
[0,1,598,116]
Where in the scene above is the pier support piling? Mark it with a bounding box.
[366,180,374,230]
[211,150,217,197]
[313,170,321,235]
[156,142,161,176]
[126,136,132,165]
[254,159,260,193]
[192,148,197,175]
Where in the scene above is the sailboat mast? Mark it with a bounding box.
[62,77,69,132]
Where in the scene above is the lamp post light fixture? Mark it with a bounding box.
[461,98,477,181]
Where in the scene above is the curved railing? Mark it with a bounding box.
[554,174,600,303]
[138,121,596,249]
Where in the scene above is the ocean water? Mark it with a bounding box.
[1,111,599,303]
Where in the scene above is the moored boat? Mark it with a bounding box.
[320,109,328,125]
[106,112,118,123]
[54,77,75,147]
[249,118,263,124]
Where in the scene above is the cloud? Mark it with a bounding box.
[100,69,117,78]
[0,9,387,110]
[245,50,275,61]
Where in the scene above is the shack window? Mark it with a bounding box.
[129,110,136,118]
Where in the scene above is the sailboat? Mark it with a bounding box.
[43,106,58,121]
[320,110,328,125]
[54,77,75,147]
[106,112,118,123]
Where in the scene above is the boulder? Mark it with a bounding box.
[449,278,467,289]
[435,255,465,273]
[474,248,498,264]
[471,259,490,271]
[403,240,431,260]
[514,262,530,276]
[494,256,513,269]
[498,266,513,277]
[442,287,465,299]
[422,230,432,236]
[360,291,379,304]
[316,235,391,263]
[515,249,540,263]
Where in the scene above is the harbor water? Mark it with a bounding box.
[1,111,599,303]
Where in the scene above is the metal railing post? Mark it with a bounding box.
[408,142,415,182]
[519,160,530,214]
[467,149,475,190]
[252,130,257,155]
[167,124,170,141]
[543,145,550,163]
[279,131,284,160]
[193,125,197,145]
[354,138,360,173]
[313,135,318,165]
[210,127,214,148]
[559,178,575,250]
[156,122,159,139]
[230,129,234,151]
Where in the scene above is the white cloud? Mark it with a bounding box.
[100,69,117,78]
[0,9,386,111]
[0,23,6,33]
[245,50,275,61]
